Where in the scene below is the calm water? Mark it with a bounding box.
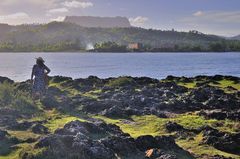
[0,52,239,81]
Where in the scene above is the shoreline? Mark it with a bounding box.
[1,74,240,83]
[0,51,240,53]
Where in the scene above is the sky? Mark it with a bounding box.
[0,0,239,36]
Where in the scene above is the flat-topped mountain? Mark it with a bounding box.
[64,16,131,28]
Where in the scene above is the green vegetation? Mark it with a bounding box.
[0,82,40,116]
[177,81,197,89]
[93,41,127,52]
[0,22,240,52]
[0,76,239,159]
[174,78,240,93]
[94,113,239,138]
[94,114,240,158]
[44,115,85,133]
[106,76,134,87]
[177,134,240,159]
[210,79,240,93]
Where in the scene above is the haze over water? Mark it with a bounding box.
[0,52,240,82]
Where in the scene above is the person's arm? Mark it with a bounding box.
[44,65,51,75]
[31,65,35,83]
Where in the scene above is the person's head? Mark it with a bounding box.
[36,57,45,67]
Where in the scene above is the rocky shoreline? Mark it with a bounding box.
[0,75,239,159]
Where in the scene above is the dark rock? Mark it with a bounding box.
[10,121,33,130]
[101,106,127,118]
[0,129,8,139]
[135,135,158,151]
[145,148,177,159]
[211,75,224,81]
[210,155,234,159]
[35,120,136,159]
[50,76,72,83]
[31,124,49,134]
[101,136,141,157]
[202,126,240,155]
[135,135,177,151]
[0,76,14,84]
[165,122,185,132]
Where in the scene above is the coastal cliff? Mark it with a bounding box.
[0,75,239,159]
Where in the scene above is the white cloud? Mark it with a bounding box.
[48,8,69,14]
[0,12,29,21]
[0,12,30,24]
[1,0,58,9]
[193,11,204,16]
[50,16,65,22]
[129,16,148,26]
[181,11,240,24]
[62,1,93,8]
[178,10,240,36]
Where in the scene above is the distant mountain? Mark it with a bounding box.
[230,35,240,40]
[64,16,131,28]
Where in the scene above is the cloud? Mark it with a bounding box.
[50,16,65,22]
[193,11,204,16]
[1,0,58,9]
[62,1,93,8]
[182,11,240,24]
[48,8,69,14]
[129,16,148,26]
[0,12,30,24]
[0,12,30,21]
[178,10,240,36]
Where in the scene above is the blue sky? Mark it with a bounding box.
[0,0,239,36]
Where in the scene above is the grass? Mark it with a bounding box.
[94,113,240,138]
[94,114,240,158]
[7,130,40,141]
[177,133,240,159]
[175,78,240,93]
[210,79,240,93]
[44,115,86,133]
[177,82,197,89]
[94,115,169,138]
[82,89,102,99]
[106,77,134,87]
[0,143,46,159]
[0,82,40,116]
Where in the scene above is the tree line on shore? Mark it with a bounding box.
[0,22,239,52]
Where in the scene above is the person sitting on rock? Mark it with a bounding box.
[31,57,51,100]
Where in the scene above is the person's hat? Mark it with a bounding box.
[36,57,45,63]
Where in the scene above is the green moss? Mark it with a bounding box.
[210,79,240,93]
[82,89,102,99]
[106,77,134,87]
[177,134,240,159]
[44,115,86,133]
[94,115,169,138]
[177,82,197,89]
[94,113,239,139]
[8,130,40,141]
[173,114,217,129]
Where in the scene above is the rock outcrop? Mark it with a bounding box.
[33,120,193,159]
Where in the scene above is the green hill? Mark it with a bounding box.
[0,22,239,52]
